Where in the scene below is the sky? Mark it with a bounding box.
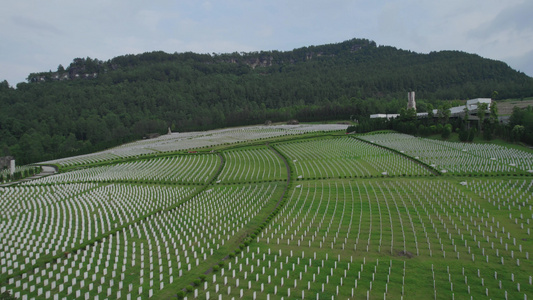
[1,0,532,87]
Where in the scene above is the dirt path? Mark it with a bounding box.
[267,143,291,210]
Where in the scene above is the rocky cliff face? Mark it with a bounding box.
[28,57,104,83]
[246,56,274,69]
[25,39,374,83]
[29,72,98,83]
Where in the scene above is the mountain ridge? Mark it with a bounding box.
[24,38,531,84]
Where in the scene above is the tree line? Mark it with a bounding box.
[350,100,533,146]
[1,38,533,164]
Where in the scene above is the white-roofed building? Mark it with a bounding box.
[370,114,399,119]
[369,98,492,120]
[466,98,492,111]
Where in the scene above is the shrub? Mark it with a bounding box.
[441,124,452,139]
[458,129,469,142]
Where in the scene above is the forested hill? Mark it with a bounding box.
[1,38,533,164]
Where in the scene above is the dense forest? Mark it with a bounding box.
[1,38,533,164]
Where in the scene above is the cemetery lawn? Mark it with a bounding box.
[0,126,532,299]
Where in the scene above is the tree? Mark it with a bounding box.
[441,124,452,139]
[437,103,451,124]
[418,124,428,136]
[511,125,525,142]
[489,100,498,123]
[0,143,9,156]
[463,105,469,122]
[477,102,488,131]
[60,133,79,153]
[483,123,493,140]
[18,129,44,164]
[346,125,357,133]
[459,128,469,142]
[426,103,434,123]
[400,107,416,122]
[0,80,9,90]
[468,127,477,142]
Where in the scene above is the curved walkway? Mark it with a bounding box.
[0,165,57,187]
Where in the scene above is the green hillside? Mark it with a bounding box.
[1,126,532,299]
[1,38,533,164]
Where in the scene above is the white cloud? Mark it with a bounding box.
[470,1,533,37]
[466,0,533,59]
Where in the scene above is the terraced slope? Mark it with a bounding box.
[0,127,531,299]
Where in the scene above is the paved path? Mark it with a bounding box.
[0,165,57,187]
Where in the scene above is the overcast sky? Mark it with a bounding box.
[1,0,532,87]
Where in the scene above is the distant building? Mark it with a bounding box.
[369,97,492,120]
[448,98,491,118]
[466,98,491,111]
[370,114,399,120]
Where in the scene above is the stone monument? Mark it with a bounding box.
[0,156,15,175]
[10,159,15,175]
[407,91,416,111]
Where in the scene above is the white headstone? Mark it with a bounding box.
[9,159,15,176]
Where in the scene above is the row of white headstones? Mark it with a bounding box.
[276,137,431,178]
[265,179,530,259]
[195,245,532,299]
[242,179,531,299]
[34,144,290,186]
[218,148,286,182]
[30,154,219,185]
[1,184,196,276]
[1,183,278,299]
[43,125,346,167]
[359,133,533,173]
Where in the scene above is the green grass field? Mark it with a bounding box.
[0,127,532,299]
